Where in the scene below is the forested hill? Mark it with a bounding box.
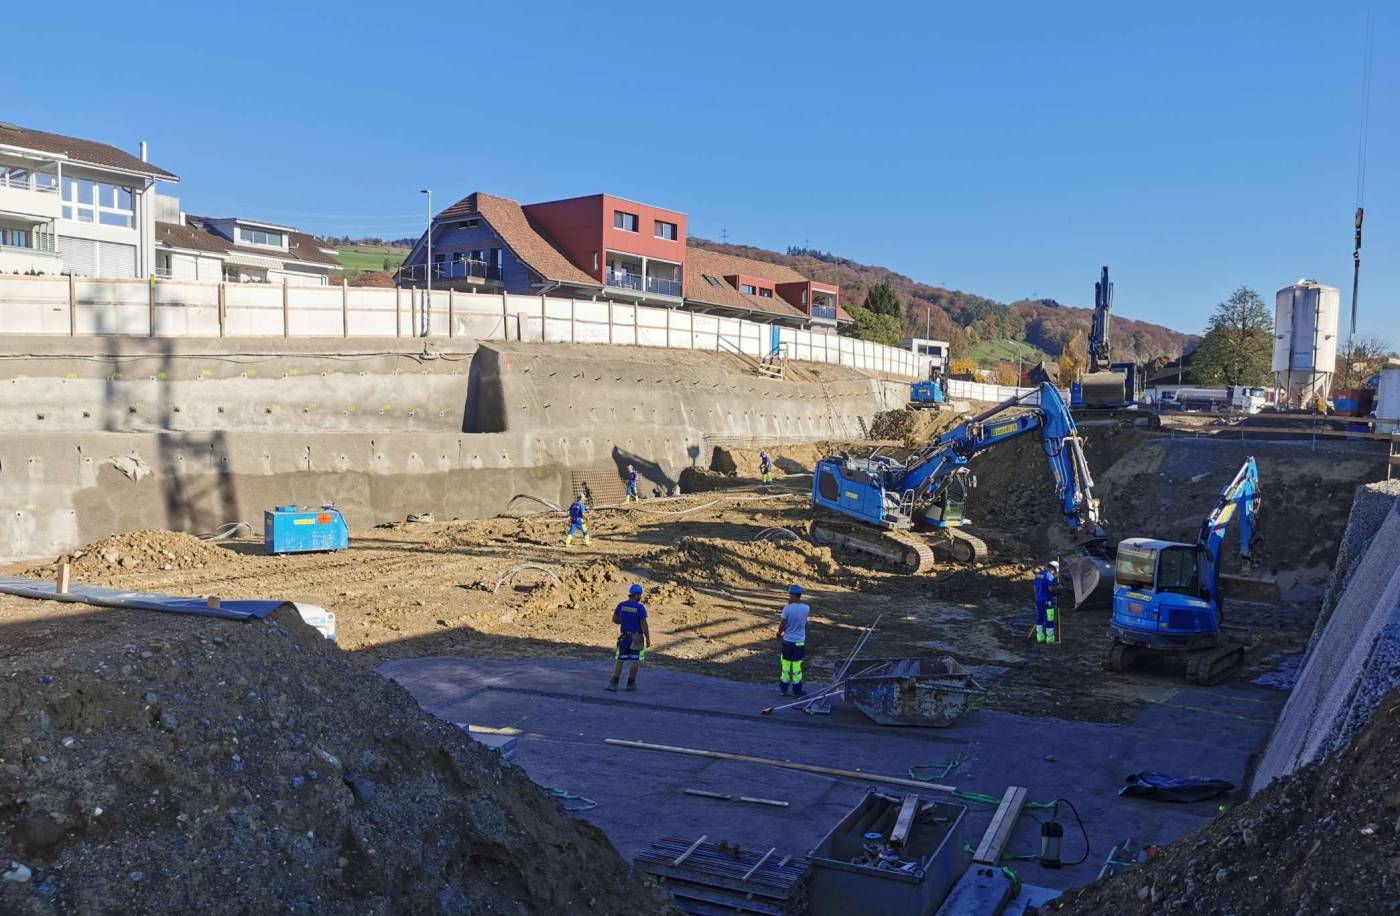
[689,239,1196,364]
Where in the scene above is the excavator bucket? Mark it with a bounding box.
[1220,573,1282,605]
[1064,554,1115,609]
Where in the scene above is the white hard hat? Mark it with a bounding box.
[1049,560,1060,569]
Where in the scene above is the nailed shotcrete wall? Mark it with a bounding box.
[1250,480,1400,794]
[0,337,903,562]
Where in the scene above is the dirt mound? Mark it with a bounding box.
[20,531,248,580]
[0,606,674,916]
[642,536,841,590]
[709,444,826,477]
[1052,683,1400,915]
[868,407,962,445]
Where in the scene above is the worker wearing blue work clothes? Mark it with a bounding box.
[759,450,774,484]
[1033,560,1059,644]
[625,464,639,503]
[777,584,811,695]
[564,494,590,547]
[607,583,651,691]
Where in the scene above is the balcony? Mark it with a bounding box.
[606,266,642,291]
[0,165,63,221]
[646,275,682,296]
[398,259,502,286]
[605,251,682,300]
[811,303,837,321]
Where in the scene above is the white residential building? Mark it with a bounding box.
[0,121,175,278]
[0,121,338,285]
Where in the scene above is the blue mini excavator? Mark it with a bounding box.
[810,382,1112,587]
[1104,457,1261,684]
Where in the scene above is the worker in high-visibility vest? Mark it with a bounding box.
[564,494,590,546]
[759,450,774,484]
[606,583,651,691]
[1033,560,1059,644]
[776,584,810,695]
[625,465,639,503]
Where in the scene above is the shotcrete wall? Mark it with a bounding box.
[0,337,904,562]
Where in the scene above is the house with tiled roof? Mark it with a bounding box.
[155,213,339,285]
[398,190,847,329]
[0,121,178,278]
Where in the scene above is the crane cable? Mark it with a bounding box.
[1348,0,1377,340]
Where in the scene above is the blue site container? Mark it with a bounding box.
[807,791,968,915]
[264,505,349,555]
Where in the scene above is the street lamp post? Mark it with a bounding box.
[420,188,432,336]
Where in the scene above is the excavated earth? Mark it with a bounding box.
[0,601,676,915]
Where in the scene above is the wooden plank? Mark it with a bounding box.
[889,793,921,848]
[684,789,732,800]
[636,861,797,899]
[973,786,1028,865]
[673,835,708,867]
[739,796,789,808]
[740,847,776,882]
[605,738,957,794]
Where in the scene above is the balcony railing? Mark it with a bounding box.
[607,269,681,297]
[811,303,838,321]
[646,275,682,296]
[398,259,502,284]
[0,172,59,193]
[606,267,642,291]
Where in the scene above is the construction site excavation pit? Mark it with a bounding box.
[1,385,1394,912]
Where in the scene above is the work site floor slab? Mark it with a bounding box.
[381,656,1286,894]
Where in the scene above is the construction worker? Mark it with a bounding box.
[1033,560,1060,644]
[625,464,639,503]
[607,583,651,691]
[564,494,590,547]
[759,450,774,484]
[581,481,594,507]
[776,584,810,695]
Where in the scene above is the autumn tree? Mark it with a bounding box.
[1058,330,1088,383]
[842,305,903,348]
[1336,335,1395,388]
[1192,287,1273,386]
[993,361,1019,386]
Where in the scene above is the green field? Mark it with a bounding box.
[336,244,410,274]
[966,338,1051,366]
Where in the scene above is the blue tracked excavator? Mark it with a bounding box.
[810,382,1114,591]
[1102,457,1264,684]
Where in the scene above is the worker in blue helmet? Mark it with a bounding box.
[1032,560,1059,644]
[625,464,640,503]
[564,493,590,547]
[759,450,774,484]
[607,583,651,691]
[776,584,810,695]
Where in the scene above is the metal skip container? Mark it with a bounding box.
[843,657,984,727]
[808,791,969,916]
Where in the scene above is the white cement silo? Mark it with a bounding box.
[1273,280,1339,406]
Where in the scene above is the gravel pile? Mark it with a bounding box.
[20,531,247,579]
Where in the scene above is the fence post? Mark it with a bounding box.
[633,305,639,345]
[570,297,576,343]
[516,311,525,341]
[282,279,289,337]
[68,273,76,336]
[218,282,226,337]
[395,286,402,337]
[342,279,349,337]
[148,276,157,337]
[608,301,614,344]
[448,288,454,338]
[665,307,671,348]
[501,292,509,340]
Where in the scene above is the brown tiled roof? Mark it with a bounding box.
[0,122,177,179]
[438,192,601,288]
[158,218,339,267]
[687,246,839,321]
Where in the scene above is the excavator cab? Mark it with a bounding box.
[1110,538,1221,648]
[919,470,972,528]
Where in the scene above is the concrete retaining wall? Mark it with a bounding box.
[1250,479,1400,793]
[0,337,905,563]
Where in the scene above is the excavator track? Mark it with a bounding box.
[809,517,984,574]
[1184,642,1246,686]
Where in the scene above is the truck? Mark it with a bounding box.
[1156,386,1267,414]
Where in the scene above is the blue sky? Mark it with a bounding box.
[9,0,1395,340]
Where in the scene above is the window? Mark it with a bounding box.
[703,274,725,288]
[1115,545,1157,590]
[1156,546,1202,596]
[61,177,133,227]
[239,226,285,247]
[613,211,639,232]
[0,227,31,248]
[758,288,773,298]
[654,220,677,240]
[1,167,28,189]
[740,283,757,295]
[462,217,481,228]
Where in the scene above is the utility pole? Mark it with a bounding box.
[420,188,432,336]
